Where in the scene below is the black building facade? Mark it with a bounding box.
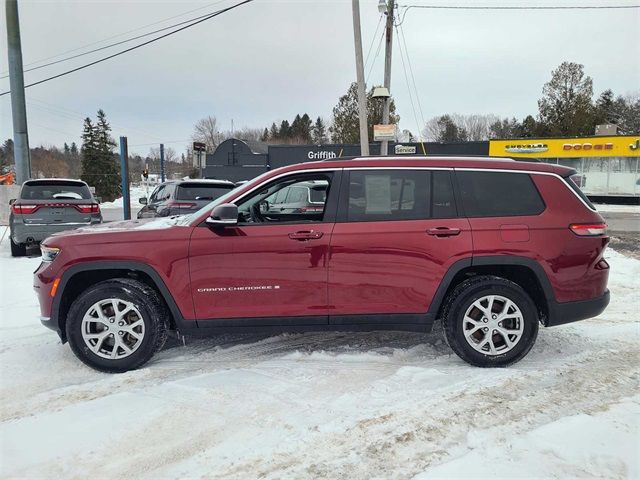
[204,138,489,182]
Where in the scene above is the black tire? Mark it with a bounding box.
[442,275,539,367]
[10,237,26,257]
[66,278,169,373]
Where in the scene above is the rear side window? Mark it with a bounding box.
[565,173,595,210]
[21,181,91,200]
[346,170,456,222]
[177,183,234,201]
[457,171,545,217]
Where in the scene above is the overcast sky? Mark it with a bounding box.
[1,0,639,156]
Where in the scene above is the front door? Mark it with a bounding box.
[328,169,472,318]
[189,170,340,322]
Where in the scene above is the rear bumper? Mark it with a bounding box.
[11,221,97,244]
[546,290,610,327]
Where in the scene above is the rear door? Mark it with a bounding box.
[327,168,472,319]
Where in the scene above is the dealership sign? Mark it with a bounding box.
[562,142,613,151]
[374,124,396,141]
[395,145,417,154]
[307,150,337,160]
[489,136,640,158]
[505,143,548,154]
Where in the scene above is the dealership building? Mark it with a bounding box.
[204,134,639,200]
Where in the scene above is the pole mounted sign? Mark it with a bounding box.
[192,142,206,152]
[373,124,396,142]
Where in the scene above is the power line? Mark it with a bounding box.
[0,11,221,80]
[0,0,232,75]
[364,14,384,74]
[394,23,423,142]
[0,0,254,97]
[365,28,385,85]
[400,4,640,9]
[397,21,425,129]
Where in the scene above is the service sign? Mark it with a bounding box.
[489,136,640,158]
[395,145,417,154]
[373,124,396,142]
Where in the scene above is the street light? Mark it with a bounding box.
[372,86,390,99]
[378,0,388,14]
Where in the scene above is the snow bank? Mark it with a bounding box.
[100,185,149,209]
[0,227,638,479]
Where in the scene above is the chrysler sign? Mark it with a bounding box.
[505,143,548,154]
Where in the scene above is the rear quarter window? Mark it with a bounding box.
[456,171,545,217]
[20,181,92,200]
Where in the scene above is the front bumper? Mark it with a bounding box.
[546,290,610,327]
[40,316,65,342]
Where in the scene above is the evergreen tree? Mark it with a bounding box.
[311,117,329,143]
[330,83,399,143]
[269,122,279,140]
[279,120,291,138]
[70,142,78,156]
[538,62,594,136]
[260,128,269,142]
[64,143,70,155]
[300,113,312,142]
[81,111,121,202]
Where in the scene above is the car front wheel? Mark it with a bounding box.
[66,278,169,373]
[442,275,539,367]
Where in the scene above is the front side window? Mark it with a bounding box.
[236,173,333,224]
[346,170,456,222]
[457,171,545,217]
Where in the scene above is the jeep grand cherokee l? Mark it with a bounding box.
[34,157,610,372]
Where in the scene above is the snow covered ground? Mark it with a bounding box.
[0,227,638,479]
[595,203,640,214]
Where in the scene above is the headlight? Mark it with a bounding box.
[41,246,60,262]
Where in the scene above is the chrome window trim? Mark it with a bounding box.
[193,164,596,224]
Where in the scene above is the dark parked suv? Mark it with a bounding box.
[9,179,102,256]
[34,157,610,372]
[137,179,235,218]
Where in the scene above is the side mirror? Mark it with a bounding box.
[206,203,238,227]
[8,198,16,206]
[139,197,148,205]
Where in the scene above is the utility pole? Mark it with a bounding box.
[160,143,165,182]
[351,0,369,156]
[119,137,131,220]
[5,0,31,183]
[381,0,395,156]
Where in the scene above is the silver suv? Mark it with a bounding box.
[9,179,102,256]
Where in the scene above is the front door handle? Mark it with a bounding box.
[289,230,324,241]
[427,227,461,237]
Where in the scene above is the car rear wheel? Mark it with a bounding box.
[66,278,169,373]
[442,275,539,367]
[10,237,26,257]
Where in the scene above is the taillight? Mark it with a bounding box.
[167,202,196,209]
[570,223,607,236]
[11,204,39,214]
[75,204,100,214]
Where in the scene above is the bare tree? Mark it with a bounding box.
[192,116,224,151]
[422,113,502,141]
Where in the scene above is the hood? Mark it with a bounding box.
[44,216,190,244]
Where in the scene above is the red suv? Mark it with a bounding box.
[34,157,610,372]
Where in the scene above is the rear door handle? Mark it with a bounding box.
[289,230,324,241]
[427,227,461,237]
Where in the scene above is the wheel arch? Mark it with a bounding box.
[53,261,187,342]
[429,256,556,325]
